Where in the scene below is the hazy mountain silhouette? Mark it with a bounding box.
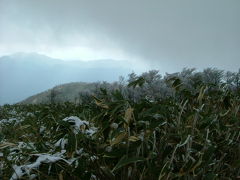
[0,52,135,105]
[20,82,98,104]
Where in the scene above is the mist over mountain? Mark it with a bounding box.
[0,52,140,105]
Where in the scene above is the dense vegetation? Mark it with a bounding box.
[0,68,240,179]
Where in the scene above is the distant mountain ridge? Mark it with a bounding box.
[0,52,138,105]
[20,82,97,104]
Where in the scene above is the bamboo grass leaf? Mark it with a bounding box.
[112,155,145,172]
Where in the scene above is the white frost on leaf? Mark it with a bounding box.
[0,118,23,126]
[39,126,46,133]
[63,116,89,134]
[62,116,97,136]
[10,153,72,180]
[90,155,98,161]
[55,138,68,149]
[26,112,35,117]
[17,142,36,150]
[75,148,84,155]
[86,127,98,136]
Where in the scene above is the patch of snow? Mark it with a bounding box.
[7,142,36,162]
[26,112,34,117]
[7,150,24,162]
[9,110,17,115]
[63,116,89,134]
[91,174,97,180]
[62,116,97,136]
[10,153,72,180]
[90,155,98,161]
[0,118,23,126]
[18,142,36,150]
[75,148,84,155]
[55,138,68,149]
[86,127,98,136]
[11,165,25,180]
[39,126,46,133]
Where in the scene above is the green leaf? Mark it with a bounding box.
[128,77,145,88]
[112,155,145,172]
[204,173,217,180]
[101,166,115,179]
[110,132,127,146]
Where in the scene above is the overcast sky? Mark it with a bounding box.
[0,0,239,73]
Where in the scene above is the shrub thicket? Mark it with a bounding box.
[0,69,240,179]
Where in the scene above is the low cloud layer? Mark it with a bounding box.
[0,0,239,72]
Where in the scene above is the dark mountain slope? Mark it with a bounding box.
[20,82,98,104]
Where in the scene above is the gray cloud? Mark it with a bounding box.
[0,0,240,73]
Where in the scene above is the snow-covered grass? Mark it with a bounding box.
[62,116,97,135]
[0,83,240,180]
[10,153,71,180]
[0,104,99,179]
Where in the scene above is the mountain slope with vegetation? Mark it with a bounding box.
[21,82,98,104]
